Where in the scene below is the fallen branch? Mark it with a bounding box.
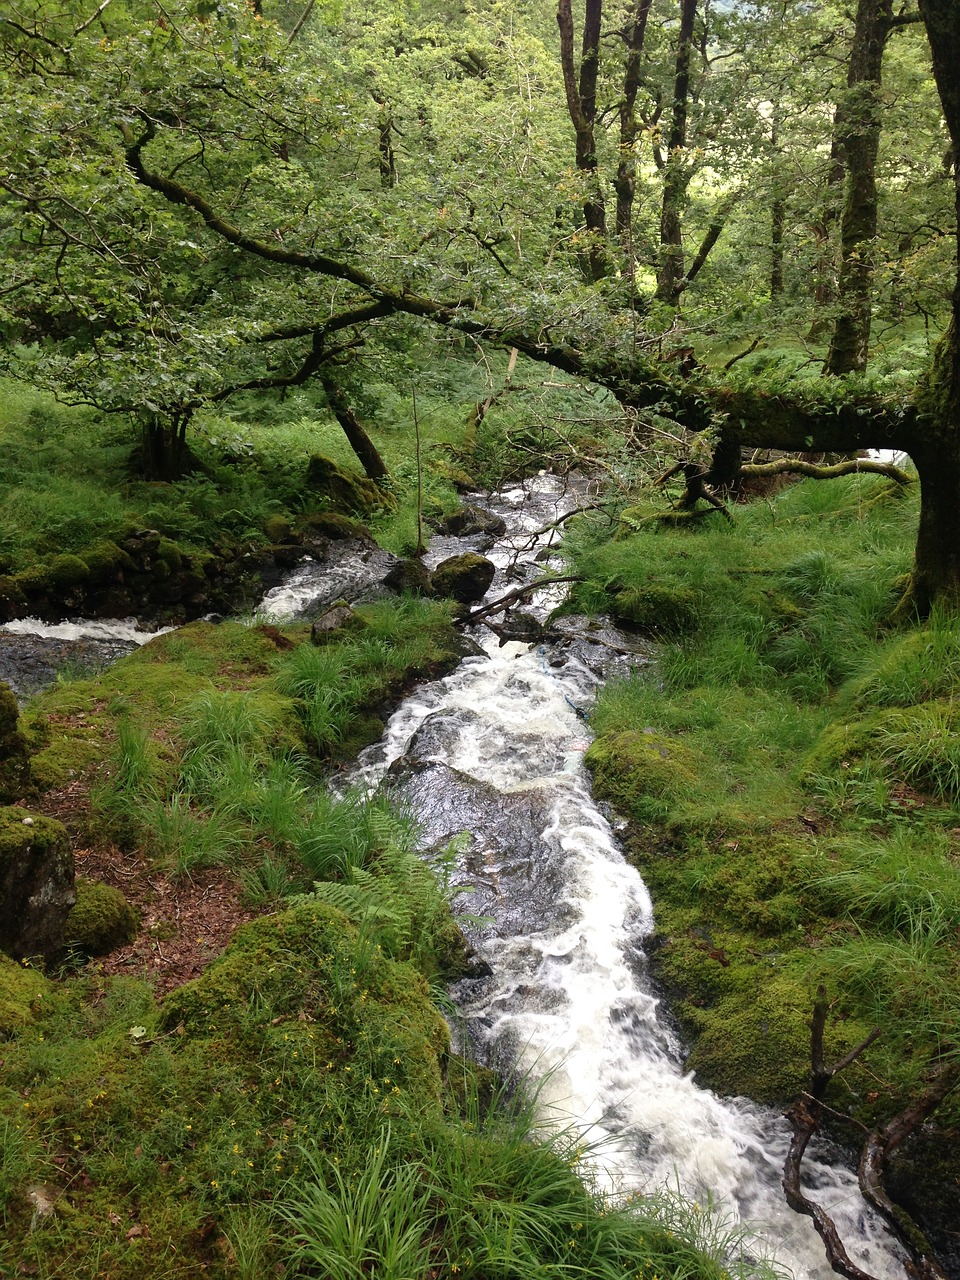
[462,575,584,624]
[783,989,882,1280]
[739,457,913,485]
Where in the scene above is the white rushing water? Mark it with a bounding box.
[0,616,174,644]
[346,476,908,1280]
[17,476,908,1278]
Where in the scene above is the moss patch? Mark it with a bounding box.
[66,879,138,956]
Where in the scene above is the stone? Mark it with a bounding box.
[0,681,30,803]
[304,454,390,515]
[0,807,75,963]
[310,602,365,644]
[383,557,433,595]
[430,553,496,604]
[433,504,507,538]
[65,878,138,956]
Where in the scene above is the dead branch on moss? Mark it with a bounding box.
[739,457,912,485]
[782,988,882,1280]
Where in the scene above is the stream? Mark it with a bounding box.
[3,475,910,1280]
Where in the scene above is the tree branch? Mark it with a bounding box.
[739,457,913,485]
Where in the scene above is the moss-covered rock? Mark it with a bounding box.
[162,903,449,1104]
[82,540,136,580]
[586,729,701,824]
[305,454,390,515]
[610,583,699,636]
[263,514,294,543]
[0,682,30,803]
[47,554,90,588]
[65,879,138,956]
[296,510,373,542]
[0,952,49,1038]
[430,553,495,604]
[0,808,75,962]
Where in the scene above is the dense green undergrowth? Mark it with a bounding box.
[567,472,960,1174]
[2,597,772,1279]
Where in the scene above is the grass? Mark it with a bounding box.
[568,465,960,1155]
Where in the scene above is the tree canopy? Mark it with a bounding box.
[0,0,958,605]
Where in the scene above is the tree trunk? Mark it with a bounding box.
[557,0,608,281]
[824,0,893,375]
[906,0,960,611]
[615,0,653,262]
[135,411,196,481]
[317,366,389,482]
[655,0,698,305]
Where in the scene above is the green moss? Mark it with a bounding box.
[586,729,701,823]
[0,954,49,1037]
[263,514,293,543]
[610,584,699,636]
[162,903,449,1103]
[0,682,29,803]
[156,538,183,571]
[66,879,138,956]
[47,553,91,587]
[81,539,136,579]
[305,454,392,515]
[430,553,495,604]
[296,511,371,540]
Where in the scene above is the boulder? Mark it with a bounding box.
[384,557,433,596]
[305,454,390,515]
[433,504,507,538]
[310,602,366,644]
[430,553,495,604]
[0,681,30,803]
[65,878,138,956]
[0,808,75,963]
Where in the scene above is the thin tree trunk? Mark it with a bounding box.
[655,0,698,305]
[615,0,653,261]
[824,0,894,375]
[317,366,390,482]
[557,0,608,281]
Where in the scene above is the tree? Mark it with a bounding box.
[0,0,957,608]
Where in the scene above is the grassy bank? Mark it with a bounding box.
[565,469,960,1255]
[2,593,772,1278]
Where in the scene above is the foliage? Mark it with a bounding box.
[573,471,960,1154]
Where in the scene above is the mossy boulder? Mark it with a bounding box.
[82,540,136,580]
[0,682,30,803]
[65,879,138,956]
[430,553,495,604]
[384,557,433,595]
[305,454,390,515]
[609,584,699,636]
[680,971,815,1103]
[46,554,90,588]
[296,511,373,542]
[162,903,449,1105]
[433,504,507,538]
[0,808,75,962]
[263,514,294,544]
[586,729,701,823]
[0,952,49,1038]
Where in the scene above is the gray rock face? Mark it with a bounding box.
[0,808,75,963]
